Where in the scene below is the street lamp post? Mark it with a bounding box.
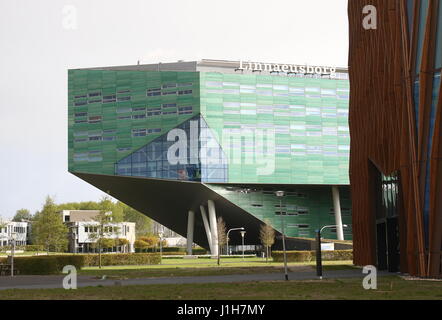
[240,230,246,261]
[226,227,244,256]
[10,232,17,277]
[275,191,288,281]
[158,232,163,264]
[316,224,348,279]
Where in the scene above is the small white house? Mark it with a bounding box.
[61,210,136,253]
[0,221,29,247]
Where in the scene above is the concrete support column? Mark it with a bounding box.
[186,210,195,255]
[200,205,213,254]
[332,185,344,240]
[208,200,218,256]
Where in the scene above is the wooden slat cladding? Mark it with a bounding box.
[348,0,441,277]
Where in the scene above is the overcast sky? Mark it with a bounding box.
[0,0,349,219]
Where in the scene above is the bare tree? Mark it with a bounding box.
[216,217,227,266]
[260,221,275,262]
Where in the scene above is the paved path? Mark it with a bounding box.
[0,269,391,290]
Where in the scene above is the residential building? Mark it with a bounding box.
[61,210,136,253]
[0,221,29,247]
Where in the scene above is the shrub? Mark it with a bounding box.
[6,255,84,275]
[312,249,353,261]
[272,251,313,262]
[24,245,45,252]
[79,253,161,266]
[116,238,129,246]
[0,245,63,253]
[138,236,159,247]
[192,248,207,255]
[98,238,116,249]
[272,250,353,262]
[134,240,148,252]
[160,246,186,253]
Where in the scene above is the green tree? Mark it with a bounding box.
[56,201,100,211]
[138,235,159,251]
[98,238,116,250]
[216,217,227,266]
[86,196,120,268]
[259,220,275,262]
[134,239,148,252]
[12,209,32,222]
[32,196,68,252]
[116,201,152,236]
[116,238,130,253]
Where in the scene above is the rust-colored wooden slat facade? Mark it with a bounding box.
[348,0,442,277]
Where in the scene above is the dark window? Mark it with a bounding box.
[178,90,192,95]
[178,106,193,115]
[162,103,177,108]
[132,128,147,137]
[147,128,161,134]
[117,96,131,102]
[146,88,161,97]
[162,83,177,89]
[103,95,116,103]
[89,135,102,141]
[88,116,102,124]
[88,98,102,104]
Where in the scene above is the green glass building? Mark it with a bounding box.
[68,59,351,253]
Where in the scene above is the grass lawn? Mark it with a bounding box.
[1,276,442,300]
[79,258,357,279]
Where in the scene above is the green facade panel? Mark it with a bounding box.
[206,184,352,239]
[199,72,350,185]
[68,70,200,175]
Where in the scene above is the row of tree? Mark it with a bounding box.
[9,197,277,263]
[8,196,155,254]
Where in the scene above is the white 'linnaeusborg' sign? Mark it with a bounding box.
[237,60,337,77]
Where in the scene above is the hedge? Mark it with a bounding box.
[0,253,161,274]
[272,250,353,262]
[137,247,207,255]
[79,253,161,266]
[0,255,84,275]
[0,245,45,252]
